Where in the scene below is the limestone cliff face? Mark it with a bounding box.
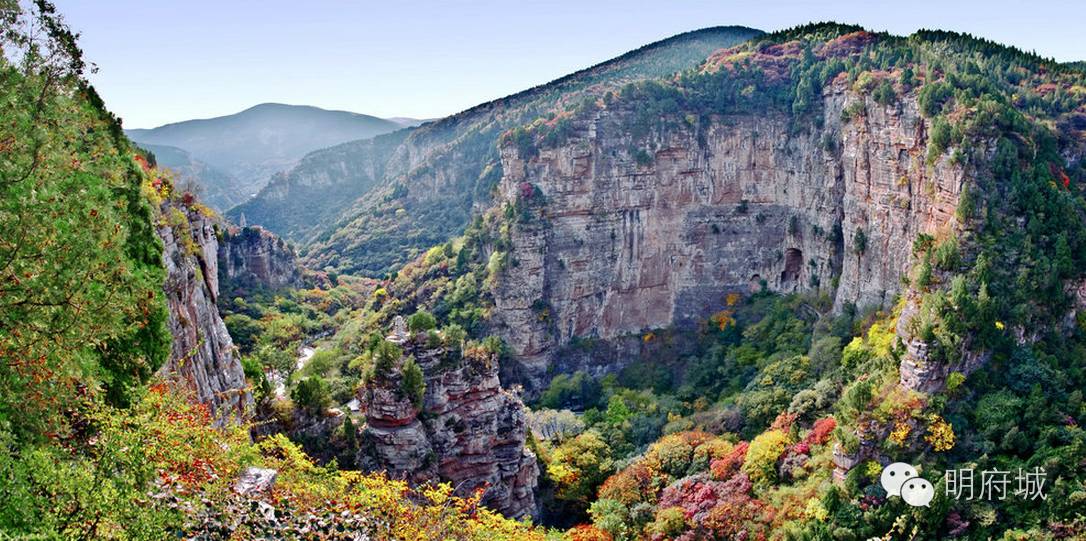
[358,335,539,519]
[493,76,964,389]
[157,206,252,424]
[219,224,305,294]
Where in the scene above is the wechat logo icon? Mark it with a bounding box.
[880,462,934,507]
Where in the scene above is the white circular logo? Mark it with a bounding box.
[880,462,918,497]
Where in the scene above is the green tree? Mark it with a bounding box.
[852,228,867,256]
[407,309,437,332]
[0,1,170,440]
[742,429,791,487]
[372,339,402,378]
[292,376,332,413]
[241,356,271,401]
[343,415,357,449]
[927,117,953,164]
[548,430,614,506]
[400,356,426,409]
[224,313,263,353]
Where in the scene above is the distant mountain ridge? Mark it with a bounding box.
[229,26,764,275]
[126,103,407,208]
[385,117,434,128]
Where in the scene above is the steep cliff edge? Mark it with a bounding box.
[493,74,963,389]
[157,205,253,424]
[358,331,539,519]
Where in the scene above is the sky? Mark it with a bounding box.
[53,0,1086,129]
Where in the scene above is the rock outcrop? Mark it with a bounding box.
[157,205,252,424]
[219,224,305,294]
[358,334,539,519]
[493,75,965,390]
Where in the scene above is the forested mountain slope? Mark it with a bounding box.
[228,26,764,275]
[318,22,1086,539]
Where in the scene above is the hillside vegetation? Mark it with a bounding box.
[4,2,1086,539]
[506,23,1086,540]
[265,22,1086,540]
[0,4,540,538]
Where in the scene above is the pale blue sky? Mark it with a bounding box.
[54,0,1086,129]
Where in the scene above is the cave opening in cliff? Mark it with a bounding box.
[781,248,803,289]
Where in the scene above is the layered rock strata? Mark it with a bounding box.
[358,335,539,519]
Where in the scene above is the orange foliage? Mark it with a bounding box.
[710,310,736,331]
[770,411,797,432]
[702,42,802,81]
[599,460,659,505]
[709,441,749,481]
[569,524,613,541]
[804,416,837,446]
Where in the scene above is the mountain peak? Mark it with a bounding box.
[125,103,410,209]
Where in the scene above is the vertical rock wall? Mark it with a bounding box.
[493,77,964,389]
[157,206,252,424]
[218,224,305,295]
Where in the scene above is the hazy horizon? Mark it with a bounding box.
[55,0,1086,129]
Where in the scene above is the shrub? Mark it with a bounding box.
[710,441,749,481]
[852,228,867,255]
[343,415,357,449]
[569,524,614,541]
[632,147,653,166]
[372,339,402,378]
[406,309,437,332]
[441,323,467,349]
[741,429,791,487]
[872,79,896,105]
[248,345,293,373]
[918,81,953,117]
[241,355,271,401]
[805,417,837,446]
[924,414,955,452]
[292,376,332,413]
[648,507,687,539]
[645,433,700,478]
[299,348,338,378]
[527,409,585,442]
[975,390,1022,440]
[548,431,614,505]
[540,371,602,409]
[587,499,629,540]
[400,356,426,409]
[933,238,960,270]
[598,461,657,506]
[224,313,263,353]
[927,117,953,164]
